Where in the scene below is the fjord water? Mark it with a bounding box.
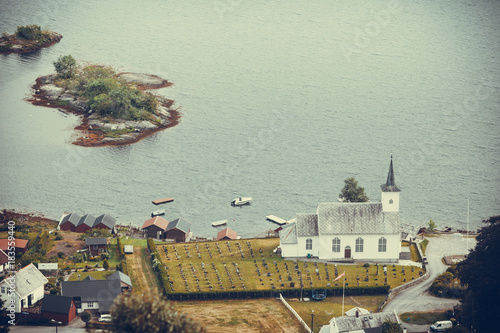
[0,0,499,237]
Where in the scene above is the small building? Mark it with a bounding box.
[319,310,401,333]
[0,238,29,254]
[217,228,238,241]
[124,245,133,254]
[93,214,117,233]
[75,214,97,233]
[107,271,133,291]
[38,263,59,277]
[85,238,108,257]
[58,212,82,232]
[0,250,9,275]
[164,218,191,243]
[0,263,48,313]
[141,216,169,239]
[41,294,77,324]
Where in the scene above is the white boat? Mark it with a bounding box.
[151,209,166,217]
[211,220,227,227]
[231,197,252,206]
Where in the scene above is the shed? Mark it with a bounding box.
[93,214,117,233]
[59,212,82,232]
[0,239,29,253]
[217,228,238,241]
[41,294,77,324]
[124,245,133,254]
[85,238,108,256]
[75,214,97,233]
[141,216,169,239]
[164,218,191,243]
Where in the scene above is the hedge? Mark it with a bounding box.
[147,238,172,295]
[117,238,125,259]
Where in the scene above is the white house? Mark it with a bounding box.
[279,157,402,263]
[319,310,401,333]
[0,263,48,313]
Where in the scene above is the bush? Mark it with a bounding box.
[103,259,109,270]
[53,55,77,79]
[16,24,42,40]
[57,251,65,258]
[55,234,63,240]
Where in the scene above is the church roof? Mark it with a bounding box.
[317,202,399,235]
[296,213,318,236]
[381,156,400,192]
[279,222,298,244]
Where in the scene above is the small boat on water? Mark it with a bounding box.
[211,220,227,227]
[231,197,252,206]
[151,209,166,217]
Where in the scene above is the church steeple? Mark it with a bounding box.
[381,155,400,212]
[381,155,400,192]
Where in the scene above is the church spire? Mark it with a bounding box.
[381,155,400,192]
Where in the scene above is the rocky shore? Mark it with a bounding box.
[28,73,180,147]
[0,31,62,54]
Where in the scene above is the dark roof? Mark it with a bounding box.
[78,214,97,227]
[94,214,117,229]
[61,279,122,312]
[381,156,400,192]
[107,271,132,287]
[85,238,108,246]
[83,275,96,281]
[60,212,82,227]
[41,294,74,314]
[0,249,9,265]
[165,218,190,234]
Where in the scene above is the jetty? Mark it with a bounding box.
[266,215,289,225]
[152,197,174,205]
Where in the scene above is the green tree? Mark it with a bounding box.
[103,258,109,270]
[110,292,205,333]
[53,55,77,79]
[428,219,437,231]
[80,310,92,328]
[0,298,10,333]
[381,321,403,333]
[16,24,42,40]
[456,215,500,333]
[339,177,369,202]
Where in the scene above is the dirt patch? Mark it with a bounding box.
[127,247,159,294]
[46,232,85,258]
[174,299,304,333]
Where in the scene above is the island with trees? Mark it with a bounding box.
[29,55,180,147]
[0,24,62,54]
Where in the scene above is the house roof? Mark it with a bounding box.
[316,202,400,235]
[329,310,400,333]
[141,216,169,230]
[345,307,370,317]
[83,275,96,280]
[59,212,82,227]
[77,214,97,228]
[279,222,298,244]
[165,218,190,234]
[0,249,8,265]
[217,228,238,240]
[41,294,74,314]
[8,263,48,298]
[94,214,117,229]
[107,271,132,287]
[85,238,108,246]
[0,238,29,251]
[381,156,400,192]
[61,279,122,312]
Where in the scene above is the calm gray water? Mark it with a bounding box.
[1,0,499,237]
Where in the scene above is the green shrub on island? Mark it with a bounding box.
[52,55,161,121]
[16,24,42,40]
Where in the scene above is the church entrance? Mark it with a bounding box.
[344,246,351,259]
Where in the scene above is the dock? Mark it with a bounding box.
[152,197,174,205]
[266,215,289,225]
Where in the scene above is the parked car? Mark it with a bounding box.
[98,314,112,323]
[430,320,453,332]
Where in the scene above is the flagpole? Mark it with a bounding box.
[342,271,345,317]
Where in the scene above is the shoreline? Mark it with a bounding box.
[27,74,181,147]
[0,32,62,54]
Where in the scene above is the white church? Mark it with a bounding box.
[279,157,402,263]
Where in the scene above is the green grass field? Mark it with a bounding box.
[156,238,423,294]
[67,270,114,281]
[400,311,448,324]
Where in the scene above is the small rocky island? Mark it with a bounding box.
[0,25,62,54]
[29,55,179,147]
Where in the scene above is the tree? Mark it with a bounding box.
[103,258,109,270]
[457,215,500,333]
[110,291,205,333]
[0,298,10,333]
[339,177,369,202]
[53,55,76,79]
[381,321,403,333]
[428,219,437,231]
[80,310,92,327]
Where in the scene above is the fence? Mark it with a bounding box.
[279,293,312,333]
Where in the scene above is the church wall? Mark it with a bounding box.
[280,243,299,258]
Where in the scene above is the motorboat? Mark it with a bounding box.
[211,220,227,227]
[231,197,252,206]
[151,209,166,217]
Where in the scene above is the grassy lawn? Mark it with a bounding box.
[409,243,422,262]
[400,311,448,325]
[156,238,424,294]
[289,295,386,333]
[420,239,429,255]
[67,270,114,281]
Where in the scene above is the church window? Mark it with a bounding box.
[389,199,393,204]
[306,238,312,250]
[332,238,341,252]
[355,237,364,252]
[378,237,387,252]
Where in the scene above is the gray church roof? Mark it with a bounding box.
[296,213,318,236]
[316,202,399,235]
[279,222,298,244]
[381,157,400,192]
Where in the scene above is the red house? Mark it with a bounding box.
[41,294,77,324]
[93,214,117,233]
[141,216,169,239]
[85,238,108,257]
[58,213,82,232]
[0,239,29,254]
[75,214,97,233]
[217,228,238,241]
[164,218,191,243]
